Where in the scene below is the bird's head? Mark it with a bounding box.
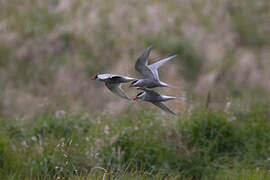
[91,74,99,80]
[133,92,144,101]
[129,80,143,88]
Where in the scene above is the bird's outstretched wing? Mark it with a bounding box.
[148,55,177,80]
[105,82,130,100]
[135,45,155,79]
[152,102,176,115]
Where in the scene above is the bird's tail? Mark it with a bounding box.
[162,95,177,101]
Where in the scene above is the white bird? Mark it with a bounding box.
[129,45,177,88]
[133,87,176,115]
[91,74,136,100]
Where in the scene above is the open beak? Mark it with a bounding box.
[129,84,134,88]
[91,77,96,80]
[133,96,138,101]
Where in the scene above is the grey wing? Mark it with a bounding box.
[148,55,177,80]
[105,82,130,100]
[135,45,155,79]
[152,102,176,115]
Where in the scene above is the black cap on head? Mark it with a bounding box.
[136,92,143,97]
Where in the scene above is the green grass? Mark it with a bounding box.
[215,168,270,180]
[0,103,269,179]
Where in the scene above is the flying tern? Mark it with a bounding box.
[91,74,136,100]
[133,87,176,115]
[129,45,177,88]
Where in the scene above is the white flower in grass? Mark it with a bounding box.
[55,110,66,118]
[31,136,37,142]
[104,125,109,135]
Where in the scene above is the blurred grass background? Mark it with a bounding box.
[0,0,269,179]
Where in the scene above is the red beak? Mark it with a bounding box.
[91,77,96,80]
[129,84,134,88]
[133,96,138,101]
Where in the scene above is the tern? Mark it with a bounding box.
[91,74,136,100]
[129,45,177,88]
[133,87,176,115]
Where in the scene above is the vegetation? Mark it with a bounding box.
[0,102,269,179]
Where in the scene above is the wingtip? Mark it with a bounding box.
[147,45,153,50]
[171,111,177,116]
[167,109,177,115]
[164,109,177,116]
